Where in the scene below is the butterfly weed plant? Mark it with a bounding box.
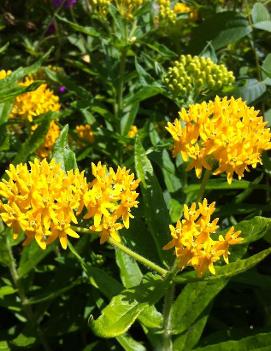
[0,0,271,350]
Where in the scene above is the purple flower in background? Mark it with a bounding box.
[52,0,77,8]
[58,86,67,94]
[46,21,57,35]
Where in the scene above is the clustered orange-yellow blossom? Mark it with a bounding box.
[166,96,271,183]
[32,121,60,158]
[0,159,140,249]
[0,69,60,122]
[164,199,242,276]
[84,162,140,243]
[76,124,95,143]
[89,0,143,18]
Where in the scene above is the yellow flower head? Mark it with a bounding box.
[0,69,11,80]
[11,77,60,122]
[76,124,95,143]
[34,121,61,159]
[84,162,140,244]
[164,55,235,98]
[0,159,88,250]
[163,198,242,276]
[128,125,138,138]
[173,3,197,19]
[89,0,144,18]
[166,96,271,183]
[158,0,176,23]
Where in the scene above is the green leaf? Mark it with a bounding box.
[189,12,251,52]
[134,141,172,265]
[116,334,146,351]
[18,241,54,278]
[0,341,10,350]
[138,305,163,329]
[262,54,271,78]
[173,313,209,351]
[52,124,77,171]
[13,116,53,164]
[0,285,16,298]
[90,274,167,338]
[56,15,100,37]
[116,250,143,288]
[134,137,153,188]
[252,3,270,23]
[175,247,271,284]
[233,216,271,244]
[121,103,139,136]
[0,100,14,125]
[11,333,36,348]
[194,332,271,350]
[171,279,227,335]
[234,79,266,104]
[252,3,271,32]
[125,86,163,107]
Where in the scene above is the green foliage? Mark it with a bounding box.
[0,1,270,350]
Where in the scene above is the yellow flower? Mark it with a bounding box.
[11,77,60,122]
[128,125,138,138]
[173,3,198,19]
[0,69,11,79]
[84,162,140,243]
[158,0,176,23]
[0,159,88,249]
[32,121,60,158]
[76,124,95,143]
[115,0,144,19]
[164,55,235,98]
[166,96,271,183]
[163,199,242,276]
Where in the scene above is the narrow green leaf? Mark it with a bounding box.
[13,117,52,164]
[56,15,100,37]
[234,216,271,244]
[173,313,209,351]
[116,334,146,351]
[134,137,153,188]
[234,79,266,104]
[52,124,77,171]
[175,248,271,284]
[194,332,271,350]
[0,100,14,125]
[171,280,227,335]
[262,54,271,78]
[0,286,16,298]
[125,86,163,106]
[138,305,163,329]
[116,250,143,288]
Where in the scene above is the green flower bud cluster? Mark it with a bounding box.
[164,55,235,97]
[90,252,105,266]
[158,0,176,23]
[89,0,111,15]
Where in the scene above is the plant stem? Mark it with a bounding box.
[108,237,168,276]
[196,169,212,202]
[162,262,178,351]
[6,238,52,351]
[116,47,127,120]
[72,226,168,275]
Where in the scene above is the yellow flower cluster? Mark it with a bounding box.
[11,77,60,122]
[0,160,140,249]
[0,159,88,250]
[173,3,197,19]
[76,124,95,143]
[164,55,235,98]
[128,125,138,138]
[89,0,143,18]
[0,69,11,80]
[84,162,140,243]
[164,199,242,276]
[158,0,176,22]
[166,96,271,183]
[36,121,60,158]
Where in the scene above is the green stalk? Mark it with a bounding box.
[6,238,51,351]
[196,169,212,202]
[72,226,168,276]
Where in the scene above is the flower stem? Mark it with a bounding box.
[108,237,168,276]
[6,237,52,351]
[162,261,179,351]
[72,226,168,276]
[196,168,212,202]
